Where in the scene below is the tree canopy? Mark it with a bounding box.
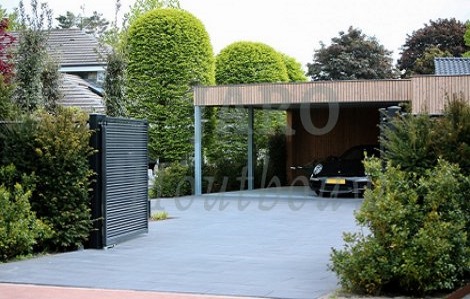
[126,8,214,162]
[55,10,109,38]
[398,18,469,77]
[307,26,395,81]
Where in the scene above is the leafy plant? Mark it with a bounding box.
[0,165,51,262]
[31,108,95,251]
[150,210,169,221]
[13,0,53,113]
[0,108,95,252]
[330,158,469,295]
[150,162,192,197]
[103,49,127,117]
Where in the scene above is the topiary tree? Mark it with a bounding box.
[215,41,289,84]
[210,41,289,191]
[280,53,307,82]
[126,8,215,163]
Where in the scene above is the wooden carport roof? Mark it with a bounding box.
[194,75,470,115]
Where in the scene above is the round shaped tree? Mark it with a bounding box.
[126,8,215,162]
[215,41,289,84]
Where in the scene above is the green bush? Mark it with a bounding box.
[0,108,94,252]
[382,96,470,176]
[32,108,94,251]
[381,113,438,174]
[435,96,470,174]
[330,158,469,295]
[0,166,51,262]
[151,163,192,197]
[126,8,215,162]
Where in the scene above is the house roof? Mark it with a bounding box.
[59,74,105,114]
[47,28,108,68]
[5,28,107,69]
[434,57,470,75]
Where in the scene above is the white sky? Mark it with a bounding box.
[3,0,470,68]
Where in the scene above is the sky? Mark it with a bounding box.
[3,0,470,69]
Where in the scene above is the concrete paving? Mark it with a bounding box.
[0,187,363,299]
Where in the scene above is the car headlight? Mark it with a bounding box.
[313,164,323,175]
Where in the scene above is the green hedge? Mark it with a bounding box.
[126,8,215,162]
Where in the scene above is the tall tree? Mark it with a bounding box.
[13,0,54,113]
[398,18,469,77]
[103,50,127,117]
[307,26,395,81]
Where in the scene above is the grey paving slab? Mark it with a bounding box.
[0,187,363,299]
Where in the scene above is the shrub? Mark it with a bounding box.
[0,165,51,262]
[381,113,438,174]
[0,108,94,252]
[330,158,469,295]
[435,95,470,174]
[32,108,95,251]
[151,162,192,197]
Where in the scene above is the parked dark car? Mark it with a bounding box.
[309,144,380,197]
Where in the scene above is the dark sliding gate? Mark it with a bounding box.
[88,114,149,248]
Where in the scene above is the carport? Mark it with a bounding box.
[193,76,470,195]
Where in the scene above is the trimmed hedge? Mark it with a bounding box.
[126,8,215,162]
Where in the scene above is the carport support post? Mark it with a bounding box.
[248,107,254,190]
[194,105,203,195]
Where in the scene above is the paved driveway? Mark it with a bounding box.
[0,187,362,299]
